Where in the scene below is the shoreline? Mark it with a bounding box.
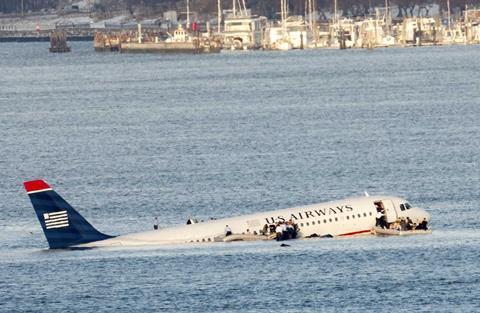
[0,35,94,42]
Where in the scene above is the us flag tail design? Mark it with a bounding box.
[24,180,113,249]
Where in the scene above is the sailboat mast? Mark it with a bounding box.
[218,0,222,32]
[241,0,247,15]
[186,0,190,29]
[308,0,313,32]
[447,0,451,32]
[385,0,390,35]
[312,0,317,42]
[334,0,337,24]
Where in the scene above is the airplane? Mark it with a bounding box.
[24,179,431,249]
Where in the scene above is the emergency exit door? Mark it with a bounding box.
[381,199,398,223]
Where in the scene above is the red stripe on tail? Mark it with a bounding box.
[24,180,51,193]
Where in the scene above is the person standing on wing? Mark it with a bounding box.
[225,225,232,236]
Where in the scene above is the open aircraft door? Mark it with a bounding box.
[381,199,398,223]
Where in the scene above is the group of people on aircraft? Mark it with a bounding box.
[223,220,299,241]
[375,203,428,231]
[263,220,299,241]
[224,225,258,237]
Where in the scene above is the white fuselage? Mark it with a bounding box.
[78,195,430,248]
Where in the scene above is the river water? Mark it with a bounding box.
[0,42,479,312]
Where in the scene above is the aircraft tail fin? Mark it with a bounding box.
[24,180,113,249]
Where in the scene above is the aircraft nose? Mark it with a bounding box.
[417,207,430,222]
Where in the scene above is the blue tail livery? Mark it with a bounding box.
[24,180,114,249]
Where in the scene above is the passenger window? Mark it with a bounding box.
[306,222,309,226]
[335,217,338,221]
[369,212,372,216]
[323,219,327,223]
[300,223,304,227]
[312,221,315,225]
[405,203,412,210]
[400,204,405,211]
[363,213,367,217]
[352,215,355,219]
[329,218,332,222]
[318,220,321,224]
[357,214,361,218]
[346,216,349,220]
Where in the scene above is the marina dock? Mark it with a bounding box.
[119,41,221,54]
[94,24,221,54]
[1,4,479,53]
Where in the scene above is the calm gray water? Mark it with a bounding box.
[0,42,479,312]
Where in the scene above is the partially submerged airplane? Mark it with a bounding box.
[24,179,431,249]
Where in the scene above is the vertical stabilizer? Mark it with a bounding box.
[24,180,113,249]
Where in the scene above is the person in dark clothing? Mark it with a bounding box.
[281,222,288,240]
[375,203,387,228]
[275,223,283,241]
[286,221,295,239]
[262,224,269,235]
[405,217,414,230]
[269,224,276,234]
[416,218,428,230]
[376,209,387,229]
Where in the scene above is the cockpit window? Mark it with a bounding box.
[405,203,412,210]
[400,204,406,211]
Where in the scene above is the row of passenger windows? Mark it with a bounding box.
[299,212,373,227]
[188,211,376,242]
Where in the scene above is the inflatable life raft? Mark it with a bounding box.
[372,226,432,236]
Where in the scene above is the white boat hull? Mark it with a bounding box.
[372,226,432,236]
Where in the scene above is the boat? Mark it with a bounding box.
[275,39,293,51]
[268,0,294,51]
[222,0,267,50]
[94,32,122,52]
[371,226,432,236]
